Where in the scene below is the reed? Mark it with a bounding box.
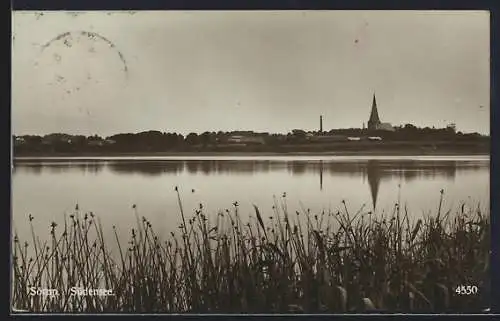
[11,190,490,313]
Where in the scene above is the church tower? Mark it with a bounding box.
[367,93,381,130]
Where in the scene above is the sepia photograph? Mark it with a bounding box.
[11,10,491,314]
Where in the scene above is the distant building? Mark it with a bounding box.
[227,135,265,145]
[307,114,348,142]
[377,123,395,131]
[104,139,116,145]
[14,137,25,147]
[367,93,395,132]
[308,134,347,142]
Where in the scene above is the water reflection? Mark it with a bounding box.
[314,159,468,210]
[367,160,380,210]
[15,159,485,175]
[14,158,488,212]
[111,161,185,176]
[14,160,106,175]
[12,157,490,253]
[320,161,323,191]
[13,159,486,178]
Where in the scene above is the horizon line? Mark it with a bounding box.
[12,126,490,138]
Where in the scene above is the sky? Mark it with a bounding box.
[11,10,490,136]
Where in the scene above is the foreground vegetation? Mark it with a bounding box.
[12,190,490,313]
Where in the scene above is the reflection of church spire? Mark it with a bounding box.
[319,160,323,191]
[366,160,381,210]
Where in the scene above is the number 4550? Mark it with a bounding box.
[455,285,478,295]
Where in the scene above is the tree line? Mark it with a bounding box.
[13,125,488,154]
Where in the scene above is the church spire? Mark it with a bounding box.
[368,92,381,130]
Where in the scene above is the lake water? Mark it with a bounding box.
[12,155,490,244]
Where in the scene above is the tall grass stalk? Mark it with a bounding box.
[12,192,490,313]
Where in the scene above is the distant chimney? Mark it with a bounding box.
[320,115,323,133]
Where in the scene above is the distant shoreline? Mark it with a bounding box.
[13,149,490,159]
